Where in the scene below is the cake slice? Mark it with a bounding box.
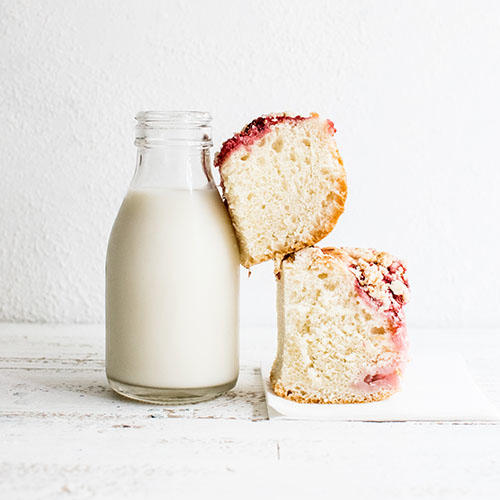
[214,113,347,268]
[271,247,410,404]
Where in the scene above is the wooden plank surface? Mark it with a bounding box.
[1,324,499,499]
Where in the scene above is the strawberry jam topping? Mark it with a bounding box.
[325,119,336,135]
[214,114,333,167]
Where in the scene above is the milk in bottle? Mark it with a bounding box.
[106,111,239,404]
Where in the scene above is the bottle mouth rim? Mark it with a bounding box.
[135,110,212,126]
[135,110,212,148]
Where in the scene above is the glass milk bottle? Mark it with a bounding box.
[106,111,240,404]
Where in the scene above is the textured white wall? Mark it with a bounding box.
[1,0,499,327]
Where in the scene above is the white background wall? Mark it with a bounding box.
[1,0,499,328]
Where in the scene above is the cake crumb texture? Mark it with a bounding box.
[271,247,410,404]
[215,114,346,268]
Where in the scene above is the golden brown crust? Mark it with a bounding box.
[279,245,345,273]
[272,380,397,404]
[319,247,346,259]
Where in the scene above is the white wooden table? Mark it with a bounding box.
[1,324,499,499]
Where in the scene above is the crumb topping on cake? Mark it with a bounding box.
[320,247,410,327]
[214,113,334,168]
[348,252,409,324]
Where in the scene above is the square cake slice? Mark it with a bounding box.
[271,247,410,404]
[215,113,346,268]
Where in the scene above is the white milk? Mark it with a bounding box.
[106,187,240,389]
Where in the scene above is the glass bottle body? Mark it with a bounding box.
[106,112,239,404]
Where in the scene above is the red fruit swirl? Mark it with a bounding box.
[351,261,410,352]
[214,114,334,168]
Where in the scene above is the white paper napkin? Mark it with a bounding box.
[261,353,499,421]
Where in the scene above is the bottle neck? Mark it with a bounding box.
[131,146,215,190]
[130,111,214,190]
